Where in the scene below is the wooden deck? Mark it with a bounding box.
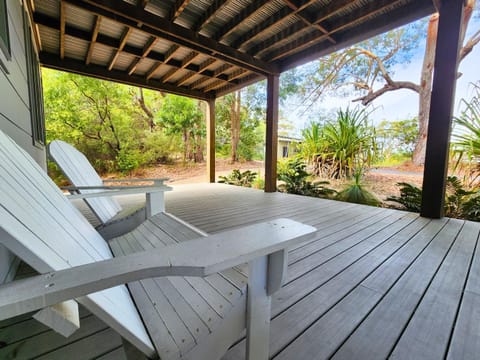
[2,183,480,359]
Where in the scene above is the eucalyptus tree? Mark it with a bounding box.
[293,0,479,165]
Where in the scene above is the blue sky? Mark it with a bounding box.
[281,15,480,135]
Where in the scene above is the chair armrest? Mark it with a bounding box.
[0,219,316,320]
[64,185,172,200]
[103,178,168,186]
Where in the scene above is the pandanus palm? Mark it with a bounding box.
[313,107,377,178]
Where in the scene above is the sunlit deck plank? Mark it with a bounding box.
[1,183,479,360]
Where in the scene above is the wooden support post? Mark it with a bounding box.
[265,74,279,193]
[206,99,216,183]
[420,0,465,218]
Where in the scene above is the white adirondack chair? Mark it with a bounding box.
[0,130,317,360]
[48,139,169,239]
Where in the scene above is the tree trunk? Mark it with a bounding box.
[182,129,189,162]
[412,14,438,165]
[136,88,155,131]
[230,91,241,162]
[412,0,475,165]
[195,131,204,163]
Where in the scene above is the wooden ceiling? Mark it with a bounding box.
[30,0,436,100]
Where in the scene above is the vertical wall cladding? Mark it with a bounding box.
[0,0,46,283]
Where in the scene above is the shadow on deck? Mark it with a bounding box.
[1,183,479,359]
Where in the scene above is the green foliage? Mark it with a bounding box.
[293,21,427,106]
[376,118,418,159]
[387,176,480,221]
[336,172,381,206]
[252,176,265,190]
[452,82,480,184]
[277,158,336,198]
[386,182,422,212]
[156,95,205,162]
[116,147,140,174]
[43,69,213,174]
[215,92,264,161]
[218,169,258,187]
[307,107,377,179]
[299,122,322,164]
[141,130,181,165]
[44,69,143,173]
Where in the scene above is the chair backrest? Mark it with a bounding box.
[0,131,155,357]
[48,140,121,224]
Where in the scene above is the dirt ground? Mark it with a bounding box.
[112,159,424,203]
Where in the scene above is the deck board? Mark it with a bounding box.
[2,183,480,359]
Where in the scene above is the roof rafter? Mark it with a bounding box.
[278,0,434,71]
[64,0,277,76]
[170,0,191,21]
[193,0,229,32]
[231,6,293,49]
[215,73,264,97]
[146,44,180,79]
[60,1,66,59]
[283,0,336,44]
[309,0,357,26]
[108,27,131,70]
[247,21,307,57]
[162,51,199,83]
[175,58,217,86]
[85,15,101,65]
[127,36,157,75]
[33,12,242,87]
[40,52,213,100]
[264,0,407,62]
[213,0,270,42]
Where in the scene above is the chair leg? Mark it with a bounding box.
[146,192,165,217]
[246,256,271,360]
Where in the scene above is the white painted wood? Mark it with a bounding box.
[267,249,288,295]
[49,140,171,224]
[48,140,122,224]
[66,185,171,199]
[1,131,318,359]
[106,178,168,184]
[0,219,316,319]
[184,295,247,360]
[146,191,165,216]
[246,256,271,360]
[0,130,155,357]
[33,300,80,337]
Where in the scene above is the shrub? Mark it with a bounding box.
[387,176,480,221]
[386,182,422,212]
[452,82,480,186]
[218,169,258,187]
[301,107,377,179]
[277,158,336,198]
[336,172,381,206]
[117,148,140,174]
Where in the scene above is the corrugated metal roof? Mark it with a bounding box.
[32,0,435,99]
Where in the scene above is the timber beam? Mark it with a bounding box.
[63,0,278,76]
[40,52,213,101]
[264,74,279,193]
[33,12,242,88]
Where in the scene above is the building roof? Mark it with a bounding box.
[30,0,436,100]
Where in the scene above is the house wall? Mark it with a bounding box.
[0,0,46,283]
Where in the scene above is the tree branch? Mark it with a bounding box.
[353,81,421,106]
[459,28,480,62]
